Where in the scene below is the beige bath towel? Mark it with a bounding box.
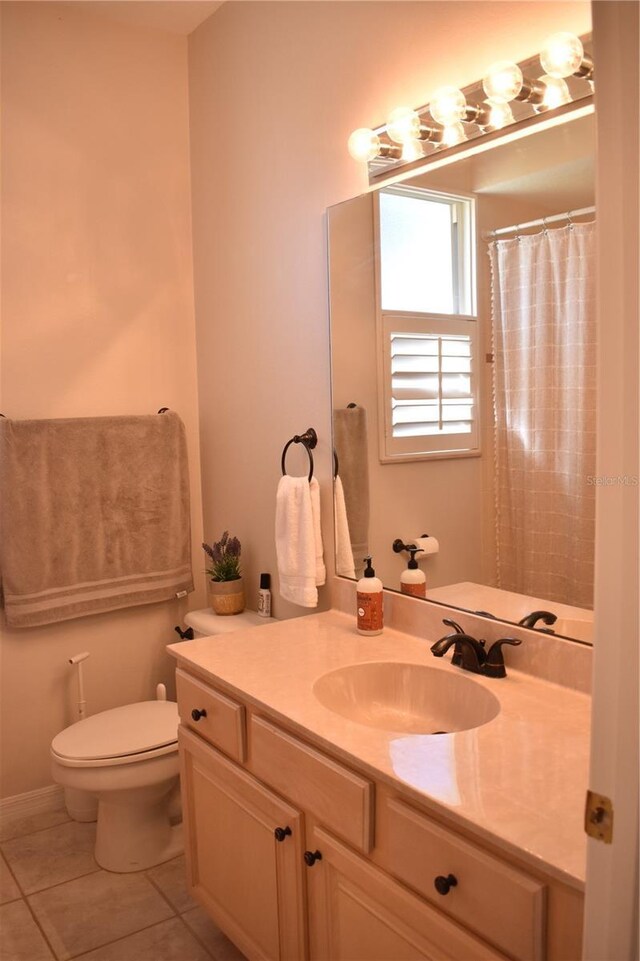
[333,406,369,576]
[0,412,194,627]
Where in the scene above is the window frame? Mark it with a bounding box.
[374,186,481,464]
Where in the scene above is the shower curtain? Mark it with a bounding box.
[489,222,596,609]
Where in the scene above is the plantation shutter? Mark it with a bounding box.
[380,314,480,460]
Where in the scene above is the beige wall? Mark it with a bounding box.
[188,0,591,619]
[0,3,204,797]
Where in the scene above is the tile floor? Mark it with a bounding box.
[0,809,247,961]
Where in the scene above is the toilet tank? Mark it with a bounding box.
[184,608,276,638]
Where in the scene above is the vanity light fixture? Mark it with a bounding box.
[349,32,593,182]
[536,76,572,111]
[347,128,401,163]
[440,122,467,147]
[429,86,467,126]
[482,61,524,104]
[386,107,421,144]
[539,32,593,80]
[483,61,546,107]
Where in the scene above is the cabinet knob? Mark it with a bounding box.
[303,850,322,867]
[434,873,458,895]
[191,708,207,722]
[274,826,292,842]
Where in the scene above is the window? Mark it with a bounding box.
[378,186,475,316]
[375,186,479,462]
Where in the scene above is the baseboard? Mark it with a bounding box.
[0,784,65,829]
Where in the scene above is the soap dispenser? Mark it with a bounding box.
[400,546,426,598]
[356,556,383,635]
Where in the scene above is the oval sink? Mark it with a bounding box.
[313,662,500,735]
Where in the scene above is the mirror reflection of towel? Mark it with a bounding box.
[333,406,369,576]
[334,476,355,578]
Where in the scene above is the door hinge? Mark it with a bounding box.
[584,790,613,843]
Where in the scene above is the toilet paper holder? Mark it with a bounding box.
[392,534,439,558]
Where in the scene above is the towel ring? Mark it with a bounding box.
[281,428,317,482]
[333,448,339,479]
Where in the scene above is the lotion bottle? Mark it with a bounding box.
[400,547,426,598]
[356,556,383,635]
[257,573,272,617]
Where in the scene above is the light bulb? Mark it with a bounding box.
[440,122,467,147]
[386,107,420,144]
[540,32,584,79]
[482,61,523,103]
[400,139,425,162]
[430,87,466,126]
[537,75,571,110]
[486,102,514,130]
[347,128,380,162]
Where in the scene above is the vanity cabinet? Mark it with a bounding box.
[179,726,308,961]
[306,826,508,961]
[176,668,583,961]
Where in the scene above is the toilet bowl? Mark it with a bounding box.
[51,700,181,873]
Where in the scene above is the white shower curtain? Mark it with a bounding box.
[489,222,596,609]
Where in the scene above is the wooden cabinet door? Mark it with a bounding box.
[179,726,307,961]
[307,827,509,961]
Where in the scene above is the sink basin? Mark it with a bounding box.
[313,662,500,735]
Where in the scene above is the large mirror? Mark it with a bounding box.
[329,110,596,644]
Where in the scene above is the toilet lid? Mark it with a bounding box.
[52,701,179,761]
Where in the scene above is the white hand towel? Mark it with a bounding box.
[310,477,326,587]
[334,476,356,578]
[275,475,318,607]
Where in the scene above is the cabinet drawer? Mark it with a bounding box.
[249,715,374,853]
[176,669,245,763]
[378,797,545,961]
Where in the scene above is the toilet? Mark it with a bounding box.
[51,700,182,873]
[51,608,274,873]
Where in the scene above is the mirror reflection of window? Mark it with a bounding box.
[378,187,475,315]
[376,187,479,462]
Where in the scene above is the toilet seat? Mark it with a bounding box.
[51,701,179,768]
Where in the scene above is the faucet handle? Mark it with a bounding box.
[484,638,522,678]
[442,617,465,635]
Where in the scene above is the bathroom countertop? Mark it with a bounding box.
[168,609,590,890]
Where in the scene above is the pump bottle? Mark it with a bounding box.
[400,547,426,598]
[356,556,383,635]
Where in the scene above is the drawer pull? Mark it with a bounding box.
[434,873,458,895]
[274,826,292,842]
[191,708,208,722]
[304,850,323,867]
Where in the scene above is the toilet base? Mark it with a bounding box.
[64,787,98,823]
[95,796,183,873]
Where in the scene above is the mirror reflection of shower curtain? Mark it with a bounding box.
[489,223,596,609]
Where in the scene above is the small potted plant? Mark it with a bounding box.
[203,532,245,615]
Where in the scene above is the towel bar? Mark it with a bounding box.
[281,428,317,482]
